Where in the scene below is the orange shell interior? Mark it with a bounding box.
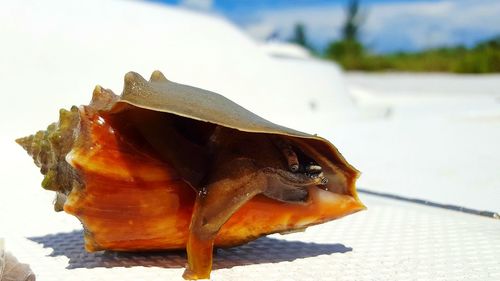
[64,107,365,252]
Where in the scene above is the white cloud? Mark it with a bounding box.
[243,5,345,44]
[241,0,500,52]
[362,0,500,51]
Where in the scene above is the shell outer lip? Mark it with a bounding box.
[115,71,362,201]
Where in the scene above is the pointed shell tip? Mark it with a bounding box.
[124,71,146,84]
[93,85,102,94]
[150,70,168,82]
[15,135,33,153]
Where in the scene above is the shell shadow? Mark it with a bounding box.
[28,230,352,270]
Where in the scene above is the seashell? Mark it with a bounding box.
[0,240,36,281]
[17,71,365,279]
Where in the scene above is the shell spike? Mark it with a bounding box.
[90,85,119,110]
[121,71,151,100]
[90,85,104,107]
[92,85,103,97]
[150,70,169,82]
[15,135,35,155]
[123,72,149,98]
[124,71,147,85]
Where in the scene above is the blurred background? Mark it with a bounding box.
[179,0,500,73]
[1,0,499,237]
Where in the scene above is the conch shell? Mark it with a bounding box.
[17,71,364,279]
[0,240,36,281]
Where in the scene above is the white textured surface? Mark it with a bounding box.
[342,73,500,213]
[3,194,500,281]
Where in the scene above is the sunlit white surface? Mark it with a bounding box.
[258,41,312,59]
[342,73,500,213]
[0,0,499,246]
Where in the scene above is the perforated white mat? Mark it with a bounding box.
[3,194,499,281]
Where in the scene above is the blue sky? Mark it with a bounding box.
[150,0,500,53]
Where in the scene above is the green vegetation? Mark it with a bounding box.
[324,36,500,73]
[320,0,500,73]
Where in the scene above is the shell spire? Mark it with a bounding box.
[16,106,82,211]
